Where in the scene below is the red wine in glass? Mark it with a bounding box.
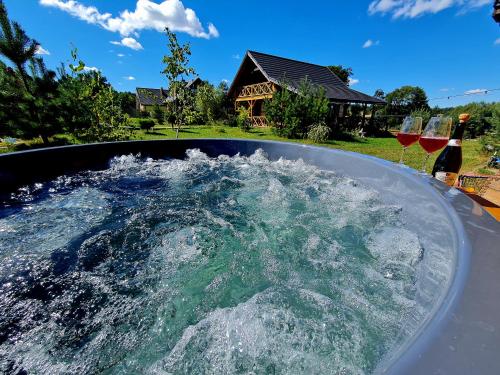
[397,133,421,147]
[418,136,449,154]
[397,117,422,165]
[419,117,452,173]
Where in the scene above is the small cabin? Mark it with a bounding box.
[136,78,203,113]
[228,51,386,127]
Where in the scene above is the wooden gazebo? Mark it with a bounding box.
[228,51,386,127]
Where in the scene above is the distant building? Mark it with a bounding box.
[136,77,203,113]
[228,51,385,127]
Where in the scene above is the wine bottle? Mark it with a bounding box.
[431,113,470,186]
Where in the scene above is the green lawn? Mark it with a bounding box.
[133,125,489,173]
[1,124,491,174]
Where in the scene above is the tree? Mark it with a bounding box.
[385,86,429,113]
[381,85,429,129]
[374,89,385,99]
[0,1,62,144]
[265,78,330,139]
[326,65,353,85]
[0,60,31,137]
[194,81,227,123]
[161,28,196,134]
[116,91,137,117]
[58,49,130,142]
[27,57,64,143]
[436,102,499,138]
[0,0,38,92]
[151,103,165,125]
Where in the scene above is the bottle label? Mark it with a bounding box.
[435,172,458,186]
[448,139,461,147]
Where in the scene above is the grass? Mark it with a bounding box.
[133,125,490,173]
[1,124,492,174]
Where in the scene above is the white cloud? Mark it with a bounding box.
[110,37,143,50]
[362,39,380,48]
[40,0,111,24]
[349,78,360,86]
[83,66,99,72]
[121,37,143,50]
[363,40,374,48]
[39,0,219,47]
[464,88,487,95]
[495,38,500,45]
[35,46,51,55]
[368,0,491,18]
[117,53,125,57]
[124,76,136,80]
[368,0,401,14]
[439,88,450,92]
[232,54,240,59]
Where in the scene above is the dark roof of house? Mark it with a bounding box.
[136,79,203,106]
[136,88,169,106]
[230,51,386,104]
[186,77,203,89]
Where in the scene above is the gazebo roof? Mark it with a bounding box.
[229,51,386,105]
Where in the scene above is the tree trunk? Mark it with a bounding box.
[15,63,31,94]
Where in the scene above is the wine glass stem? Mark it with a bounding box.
[399,147,407,164]
[421,153,431,173]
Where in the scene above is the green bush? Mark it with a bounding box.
[480,132,499,154]
[223,114,238,127]
[308,122,331,143]
[194,82,228,123]
[264,78,329,139]
[139,119,155,132]
[151,104,165,125]
[236,107,251,131]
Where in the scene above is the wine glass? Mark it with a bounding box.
[396,116,422,165]
[418,116,452,173]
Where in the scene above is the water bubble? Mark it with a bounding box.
[0,149,452,374]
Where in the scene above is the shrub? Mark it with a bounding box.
[236,107,251,131]
[480,131,499,154]
[139,119,155,132]
[264,78,329,139]
[223,113,238,127]
[195,82,223,123]
[308,123,331,143]
[151,104,165,125]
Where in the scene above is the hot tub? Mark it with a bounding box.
[0,139,499,374]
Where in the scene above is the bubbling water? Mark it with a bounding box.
[0,149,435,374]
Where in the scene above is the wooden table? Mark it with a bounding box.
[458,188,500,221]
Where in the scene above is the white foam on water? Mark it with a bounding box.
[148,289,366,375]
[0,187,110,264]
[0,149,455,374]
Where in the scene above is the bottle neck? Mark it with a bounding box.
[450,121,466,141]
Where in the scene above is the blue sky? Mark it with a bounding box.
[3,0,500,107]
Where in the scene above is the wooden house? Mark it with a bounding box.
[228,51,386,127]
[136,77,203,113]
